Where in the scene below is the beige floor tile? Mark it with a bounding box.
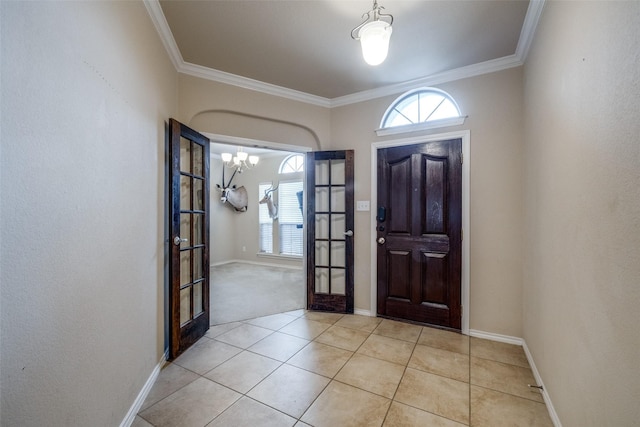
[357,334,415,366]
[419,326,469,355]
[287,341,353,378]
[303,311,345,324]
[294,422,313,427]
[314,325,370,351]
[383,402,467,427]
[300,381,391,427]
[131,416,154,427]
[214,323,273,349]
[205,322,243,339]
[247,364,330,418]
[470,337,529,368]
[247,331,310,361]
[140,363,200,411]
[204,351,281,393]
[409,344,470,382]
[207,396,296,427]
[283,309,306,318]
[245,313,297,330]
[335,354,404,398]
[470,357,543,403]
[139,377,240,427]
[394,368,469,424]
[334,314,383,332]
[373,319,423,342]
[279,317,331,340]
[471,385,553,427]
[173,338,242,375]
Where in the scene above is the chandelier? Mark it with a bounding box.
[220,147,259,174]
[350,0,394,66]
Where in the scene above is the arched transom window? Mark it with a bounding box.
[378,88,465,136]
[279,154,304,174]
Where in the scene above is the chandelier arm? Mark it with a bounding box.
[378,12,393,27]
[350,11,372,40]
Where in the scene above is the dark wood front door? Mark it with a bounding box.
[306,150,354,313]
[376,139,462,329]
[168,118,210,359]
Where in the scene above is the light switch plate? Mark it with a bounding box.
[356,200,370,211]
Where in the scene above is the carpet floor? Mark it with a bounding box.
[210,262,305,325]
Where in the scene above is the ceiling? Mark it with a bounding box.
[155,0,539,104]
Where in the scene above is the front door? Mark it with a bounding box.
[168,118,210,359]
[306,150,354,313]
[376,139,462,329]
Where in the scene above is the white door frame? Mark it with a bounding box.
[370,130,470,334]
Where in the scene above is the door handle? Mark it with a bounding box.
[344,230,354,237]
[173,236,188,246]
[377,237,386,245]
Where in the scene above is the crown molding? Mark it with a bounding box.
[330,54,524,107]
[143,0,183,69]
[516,0,546,60]
[179,62,332,108]
[145,0,545,108]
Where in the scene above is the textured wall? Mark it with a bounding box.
[0,1,177,425]
[329,68,525,336]
[523,1,640,425]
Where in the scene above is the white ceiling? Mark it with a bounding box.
[154,0,540,105]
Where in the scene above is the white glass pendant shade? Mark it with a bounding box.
[236,151,248,162]
[359,20,392,66]
[221,152,233,163]
[249,155,259,166]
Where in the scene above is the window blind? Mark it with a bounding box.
[258,183,273,253]
[279,180,303,256]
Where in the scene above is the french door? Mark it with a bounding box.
[168,119,210,359]
[306,150,355,313]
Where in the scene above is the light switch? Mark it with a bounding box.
[356,200,370,211]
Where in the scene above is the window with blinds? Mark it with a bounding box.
[278,180,304,256]
[258,183,273,253]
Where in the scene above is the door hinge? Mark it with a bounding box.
[461,229,464,241]
[461,305,463,316]
[460,152,463,165]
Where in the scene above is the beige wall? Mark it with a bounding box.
[0,1,177,425]
[181,68,525,336]
[210,156,237,264]
[522,2,640,425]
[210,152,304,269]
[330,67,525,336]
[179,74,330,152]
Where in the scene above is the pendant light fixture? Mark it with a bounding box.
[350,0,394,66]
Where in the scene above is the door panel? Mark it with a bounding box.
[169,118,210,359]
[306,150,354,313]
[377,139,462,329]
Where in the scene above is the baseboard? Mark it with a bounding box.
[522,340,563,427]
[469,329,562,427]
[119,350,169,427]
[468,329,523,345]
[210,259,303,270]
[354,308,373,317]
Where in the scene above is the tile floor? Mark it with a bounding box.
[134,311,553,427]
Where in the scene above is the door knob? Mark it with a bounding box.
[377,237,386,245]
[344,230,354,237]
[173,236,188,246]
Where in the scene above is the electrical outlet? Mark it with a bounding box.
[356,201,370,211]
